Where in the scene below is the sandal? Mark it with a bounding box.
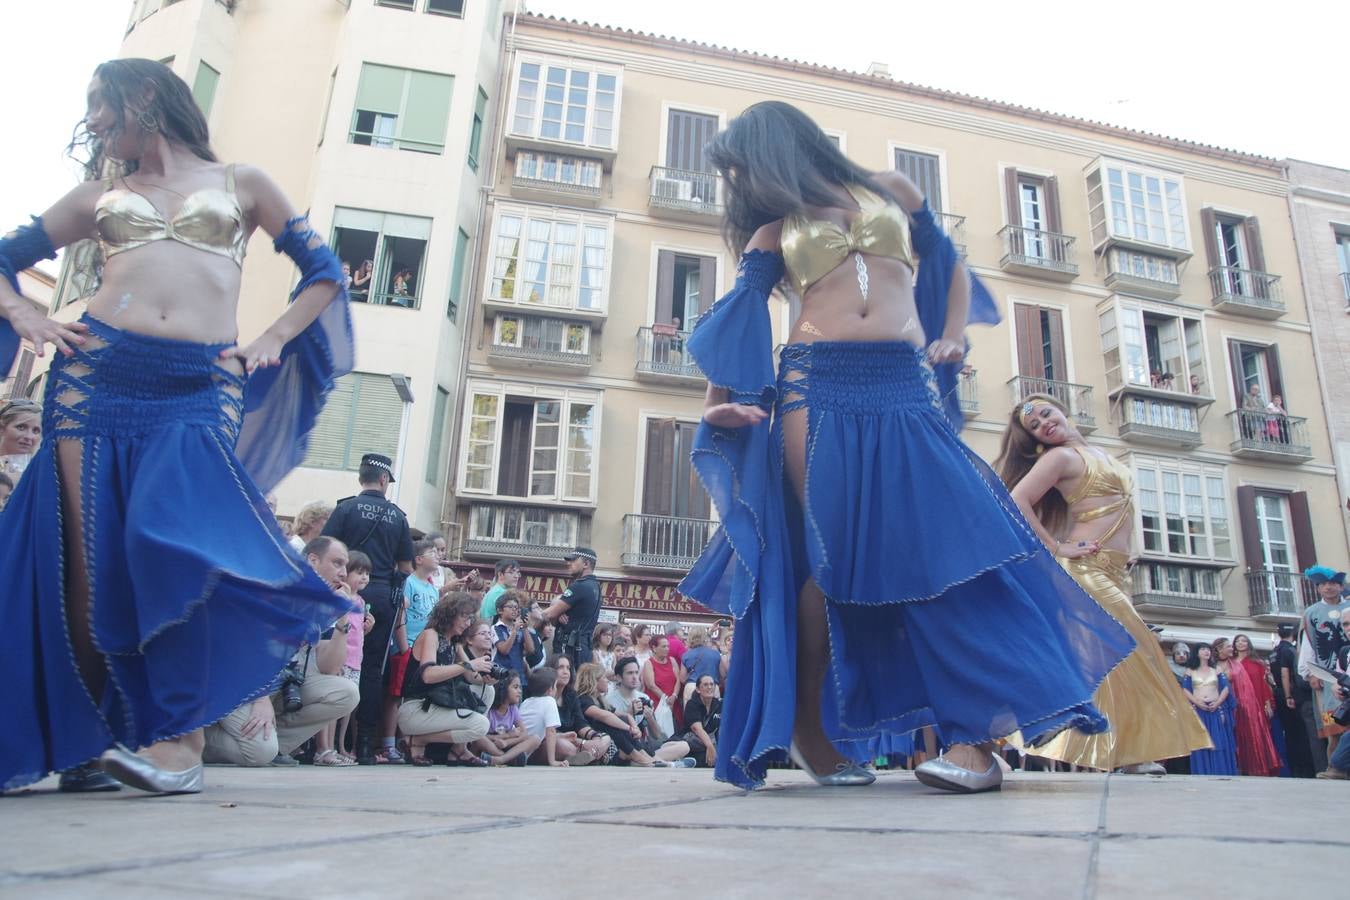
[314,750,356,768]
[453,750,489,768]
[406,746,433,767]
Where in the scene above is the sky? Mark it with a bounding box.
[1,0,1340,270]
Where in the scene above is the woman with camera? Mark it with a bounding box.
[398,594,496,767]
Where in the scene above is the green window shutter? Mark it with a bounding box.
[399,71,454,153]
[468,86,488,169]
[349,373,404,466]
[303,375,356,468]
[425,386,450,485]
[355,63,406,115]
[448,227,470,320]
[192,62,220,118]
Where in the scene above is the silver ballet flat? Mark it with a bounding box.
[99,745,204,795]
[914,755,1003,794]
[788,742,876,786]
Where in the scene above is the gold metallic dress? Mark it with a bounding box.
[1032,446,1212,769]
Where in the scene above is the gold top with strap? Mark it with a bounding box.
[1061,445,1134,545]
[94,164,247,266]
[780,183,914,299]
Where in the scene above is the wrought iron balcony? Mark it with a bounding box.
[1208,266,1285,318]
[937,212,967,255]
[635,325,703,386]
[648,166,722,220]
[1007,376,1096,433]
[1117,392,1202,449]
[1227,410,1312,462]
[1247,569,1317,619]
[958,367,979,418]
[1132,561,1226,616]
[511,152,604,205]
[488,342,592,372]
[998,226,1078,280]
[621,514,716,571]
[463,503,580,562]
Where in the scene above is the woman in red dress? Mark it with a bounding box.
[1213,636,1280,776]
[642,634,687,734]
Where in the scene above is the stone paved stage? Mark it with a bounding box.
[1,766,1343,898]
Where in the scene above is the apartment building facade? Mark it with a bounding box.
[446,12,1345,636]
[40,0,508,529]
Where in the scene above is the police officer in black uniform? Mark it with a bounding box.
[321,453,413,763]
[542,547,601,667]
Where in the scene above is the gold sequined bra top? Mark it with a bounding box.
[95,164,246,266]
[1062,445,1135,543]
[779,183,915,298]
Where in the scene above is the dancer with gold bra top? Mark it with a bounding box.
[0,59,355,795]
[996,394,1211,772]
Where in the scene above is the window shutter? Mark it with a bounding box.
[1288,491,1317,571]
[1044,176,1062,235]
[303,375,356,468]
[1235,485,1262,572]
[894,149,942,210]
[1004,168,1021,226]
[355,64,405,115]
[399,71,454,151]
[1266,344,1285,408]
[349,374,403,467]
[641,419,676,515]
[11,349,35,399]
[1200,208,1219,269]
[1227,340,1246,407]
[695,256,716,322]
[1044,307,1067,382]
[654,250,676,324]
[1013,304,1040,378]
[1243,217,1266,272]
[666,110,718,173]
[425,386,449,485]
[496,401,531,497]
[675,421,711,519]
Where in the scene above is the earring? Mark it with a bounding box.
[1035,444,1046,456]
[137,110,160,133]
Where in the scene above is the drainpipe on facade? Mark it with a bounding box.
[439,2,521,539]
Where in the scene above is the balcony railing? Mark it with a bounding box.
[958,367,979,417]
[1208,266,1285,318]
[635,326,703,384]
[1118,393,1202,448]
[622,514,716,570]
[648,166,721,218]
[1132,562,1226,615]
[357,290,420,310]
[1104,248,1182,301]
[511,152,604,204]
[1007,376,1096,432]
[488,342,592,370]
[1247,569,1317,619]
[1227,410,1312,462]
[998,226,1078,279]
[937,212,967,254]
[463,503,580,562]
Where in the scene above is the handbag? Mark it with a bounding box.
[421,676,487,715]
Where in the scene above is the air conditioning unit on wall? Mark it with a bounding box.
[654,177,693,201]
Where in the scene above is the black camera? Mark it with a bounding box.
[487,663,513,682]
[278,659,307,713]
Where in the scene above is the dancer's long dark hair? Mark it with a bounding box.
[994,393,1071,540]
[68,58,217,178]
[707,101,896,254]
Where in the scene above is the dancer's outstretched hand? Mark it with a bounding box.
[703,402,767,429]
[10,308,87,358]
[925,337,964,365]
[220,332,284,374]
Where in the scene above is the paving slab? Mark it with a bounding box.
[2,765,1345,899]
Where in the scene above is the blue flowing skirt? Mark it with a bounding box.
[684,342,1135,788]
[0,316,354,790]
[1189,703,1240,776]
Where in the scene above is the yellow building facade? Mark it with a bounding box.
[446,13,1346,638]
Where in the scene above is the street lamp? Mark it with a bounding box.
[389,373,414,504]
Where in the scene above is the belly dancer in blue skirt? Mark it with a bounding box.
[0,59,356,794]
[680,102,1135,792]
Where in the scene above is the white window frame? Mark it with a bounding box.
[456,378,603,505]
[1134,456,1233,563]
[468,504,579,549]
[486,203,614,314]
[1091,158,1190,252]
[331,207,433,310]
[507,54,623,153]
[822,129,847,154]
[1098,296,1212,394]
[492,314,592,355]
[512,151,604,190]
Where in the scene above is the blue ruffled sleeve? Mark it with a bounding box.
[233,216,355,494]
[678,250,793,620]
[0,218,58,377]
[910,202,1000,431]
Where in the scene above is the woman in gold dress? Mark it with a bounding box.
[995,394,1211,772]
